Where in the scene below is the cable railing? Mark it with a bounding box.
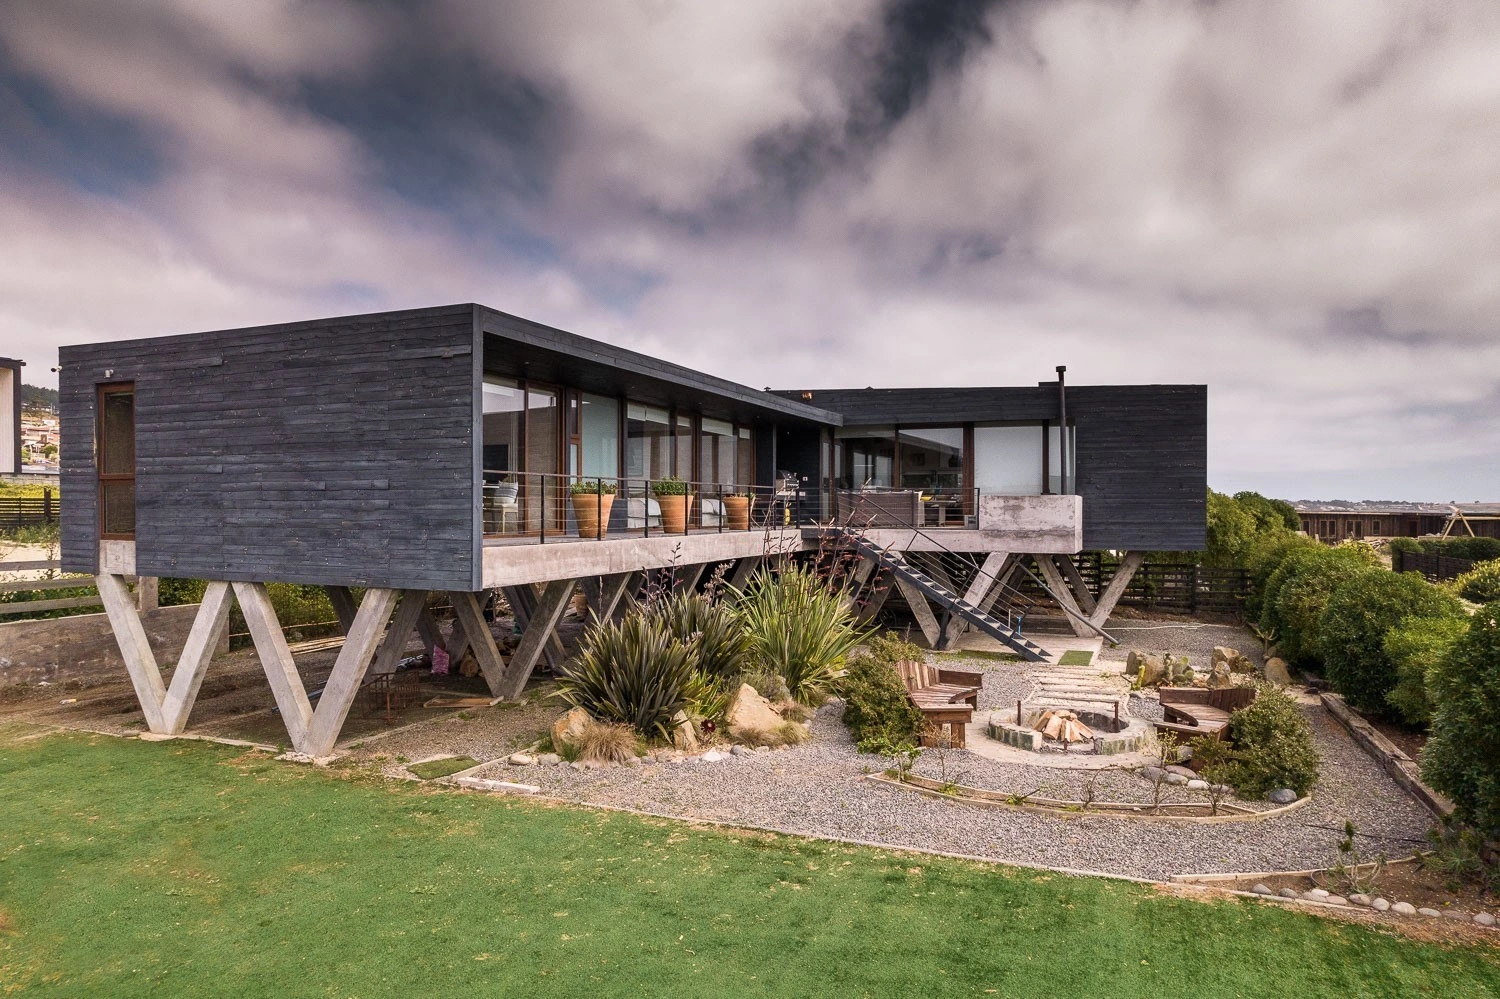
[480,470,805,543]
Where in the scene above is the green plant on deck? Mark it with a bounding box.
[731,564,868,705]
[557,613,696,741]
[569,479,617,495]
[650,476,689,496]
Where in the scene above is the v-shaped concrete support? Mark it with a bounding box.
[97,574,233,735]
[233,582,398,757]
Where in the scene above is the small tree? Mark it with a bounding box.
[1422,600,1500,838]
[1189,735,1238,815]
[1319,571,1463,716]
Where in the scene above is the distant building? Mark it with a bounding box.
[1293,500,1500,542]
[0,357,21,474]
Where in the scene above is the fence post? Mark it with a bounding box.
[1189,563,1199,615]
[43,488,53,522]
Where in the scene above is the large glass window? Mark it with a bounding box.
[625,404,672,480]
[973,425,1044,496]
[899,427,964,493]
[737,427,755,487]
[699,417,736,488]
[836,427,895,489]
[579,393,618,479]
[481,377,523,478]
[97,383,135,538]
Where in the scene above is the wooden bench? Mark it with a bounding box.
[895,660,983,748]
[1155,686,1257,742]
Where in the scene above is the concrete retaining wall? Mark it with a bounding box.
[0,603,216,687]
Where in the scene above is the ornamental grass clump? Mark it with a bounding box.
[577,721,639,764]
[1222,683,1319,798]
[732,564,868,705]
[652,590,751,678]
[557,614,696,741]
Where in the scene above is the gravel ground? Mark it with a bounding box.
[1100,620,1266,670]
[469,643,1434,881]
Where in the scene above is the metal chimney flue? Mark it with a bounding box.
[1056,365,1068,495]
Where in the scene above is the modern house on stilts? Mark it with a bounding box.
[59,304,1206,757]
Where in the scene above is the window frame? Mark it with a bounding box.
[96,381,136,540]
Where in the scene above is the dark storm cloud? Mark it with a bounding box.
[0,0,1496,500]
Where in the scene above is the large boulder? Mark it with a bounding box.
[1207,661,1234,690]
[551,707,592,751]
[1136,654,1169,687]
[1126,650,1147,678]
[725,683,783,741]
[1211,646,1257,673]
[1264,657,1293,687]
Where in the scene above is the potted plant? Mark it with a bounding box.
[570,479,617,538]
[723,492,754,531]
[651,476,694,534]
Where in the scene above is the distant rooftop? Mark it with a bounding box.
[1292,500,1496,515]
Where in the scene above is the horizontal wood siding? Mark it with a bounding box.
[60,306,478,589]
[774,384,1207,551]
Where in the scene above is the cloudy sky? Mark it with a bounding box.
[2,0,1497,501]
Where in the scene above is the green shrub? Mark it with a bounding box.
[1259,544,1379,667]
[732,565,867,705]
[1222,684,1320,797]
[651,590,751,678]
[1244,531,1319,620]
[840,636,924,750]
[1318,571,1463,716]
[557,614,696,740]
[1452,559,1500,604]
[1421,601,1500,837]
[1420,537,1500,563]
[569,479,617,495]
[158,578,209,607]
[650,476,689,496]
[1383,615,1469,727]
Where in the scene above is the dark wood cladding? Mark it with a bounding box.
[60,305,479,589]
[777,384,1208,552]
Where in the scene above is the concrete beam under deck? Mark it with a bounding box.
[481,530,806,589]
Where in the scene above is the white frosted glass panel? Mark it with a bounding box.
[974,426,1043,496]
[580,393,618,478]
[1048,425,1077,494]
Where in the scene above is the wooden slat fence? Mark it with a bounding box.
[0,491,59,528]
[1019,555,1251,615]
[0,560,100,618]
[1393,548,1474,582]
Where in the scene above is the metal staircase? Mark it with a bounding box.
[839,531,1050,662]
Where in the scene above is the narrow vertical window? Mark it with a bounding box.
[97,383,135,538]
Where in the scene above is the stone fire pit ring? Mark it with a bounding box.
[988,703,1153,756]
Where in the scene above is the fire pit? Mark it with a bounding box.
[988,701,1152,756]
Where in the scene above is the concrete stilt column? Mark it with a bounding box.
[97,574,232,735]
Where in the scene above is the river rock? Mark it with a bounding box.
[1186,778,1209,790]
[726,683,783,741]
[1391,902,1417,916]
[1418,907,1443,918]
[1372,898,1391,911]
[1305,888,1330,900]
[1325,895,1348,906]
[538,753,562,766]
[701,749,728,763]
[1475,912,1495,926]
[1251,884,1272,895]
[1267,788,1298,804]
[1348,894,1373,907]
[1263,657,1293,686]
[551,707,592,752]
[1277,888,1299,899]
[507,752,535,766]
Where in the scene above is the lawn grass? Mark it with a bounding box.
[1057,650,1096,666]
[407,755,479,780]
[1,733,1497,997]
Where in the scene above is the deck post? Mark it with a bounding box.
[673,561,709,594]
[324,586,359,633]
[892,574,943,647]
[1051,555,1098,615]
[97,574,233,735]
[938,550,1009,650]
[498,577,578,699]
[593,572,635,622]
[1034,556,1094,638]
[371,589,430,675]
[1087,551,1144,631]
[448,591,507,696]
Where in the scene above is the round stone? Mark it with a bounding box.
[1267,788,1298,805]
[1186,779,1209,791]
[1417,907,1443,918]
[1391,902,1417,916]
[1348,894,1373,907]
[1277,888,1299,899]
[1372,898,1391,911]
[1306,888,1330,900]
[1324,895,1348,906]
[1442,910,1471,921]
[1164,773,1188,786]
[507,752,535,766]
[1474,912,1495,926]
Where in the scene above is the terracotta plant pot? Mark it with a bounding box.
[657,493,694,534]
[724,495,753,531]
[571,492,615,539]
